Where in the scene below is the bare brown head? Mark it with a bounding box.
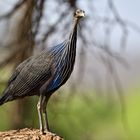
[74,9,85,19]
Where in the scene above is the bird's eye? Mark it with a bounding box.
[76,10,80,14]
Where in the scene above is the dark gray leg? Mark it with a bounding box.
[42,96,50,132]
[37,95,45,134]
[39,78,53,133]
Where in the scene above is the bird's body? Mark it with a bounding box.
[0,35,77,103]
[0,9,85,134]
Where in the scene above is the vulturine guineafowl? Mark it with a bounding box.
[0,9,85,134]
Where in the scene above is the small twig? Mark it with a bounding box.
[0,0,26,20]
[32,0,46,37]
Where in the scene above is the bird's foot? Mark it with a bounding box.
[45,131,57,136]
[40,129,56,136]
[40,129,46,135]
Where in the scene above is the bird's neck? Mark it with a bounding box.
[63,18,79,65]
[68,18,79,49]
[69,18,79,40]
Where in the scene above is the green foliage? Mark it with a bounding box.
[48,93,118,140]
[0,87,140,140]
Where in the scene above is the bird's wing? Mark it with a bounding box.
[10,54,53,97]
[8,57,32,85]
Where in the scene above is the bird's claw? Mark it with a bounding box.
[45,131,57,136]
[40,129,56,136]
[40,129,46,135]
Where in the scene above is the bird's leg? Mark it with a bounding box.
[37,95,45,134]
[39,74,54,133]
[42,96,50,132]
[42,96,57,136]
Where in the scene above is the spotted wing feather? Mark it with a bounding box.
[3,52,53,102]
[8,57,32,85]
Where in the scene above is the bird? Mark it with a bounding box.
[0,9,85,134]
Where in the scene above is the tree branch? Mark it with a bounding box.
[0,0,27,20]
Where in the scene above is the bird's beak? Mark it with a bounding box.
[79,12,85,18]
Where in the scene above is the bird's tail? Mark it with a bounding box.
[0,89,12,105]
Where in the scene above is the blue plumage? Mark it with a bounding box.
[47,41,72,92]
[46,42,66,91]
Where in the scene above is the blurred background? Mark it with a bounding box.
[0,0,140,140]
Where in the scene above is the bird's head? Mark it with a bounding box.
[74,9,85,19]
